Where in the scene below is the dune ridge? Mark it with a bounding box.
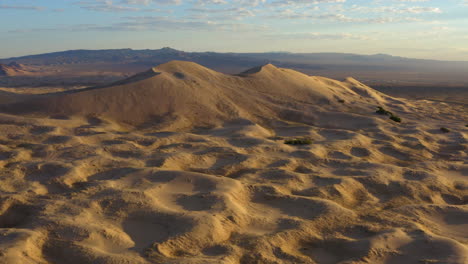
[3,61,397,130]
[0,61,466,264]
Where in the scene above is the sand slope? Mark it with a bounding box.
[3,61,397,130]
[0,62,466,264]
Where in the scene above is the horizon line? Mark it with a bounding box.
[2,47,467,63]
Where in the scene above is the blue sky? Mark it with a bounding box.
[1,0,468,60]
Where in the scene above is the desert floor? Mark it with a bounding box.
[0,64,467,264]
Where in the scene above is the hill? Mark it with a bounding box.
[2,61,394,130]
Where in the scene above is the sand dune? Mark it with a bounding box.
[0,61,466,263]
[3,61,397,130]
[0,62,31,77]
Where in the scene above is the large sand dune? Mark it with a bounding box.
[0,61,466,263]
[3,61,396,130]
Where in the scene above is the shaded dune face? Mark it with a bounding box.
[0,61,466,264]
[2,61,395,130]
[0,63,29,76]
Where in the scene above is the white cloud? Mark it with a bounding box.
[270,32,371,41]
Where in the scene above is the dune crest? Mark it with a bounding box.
[238,63,278,75]
[4,61,397,130]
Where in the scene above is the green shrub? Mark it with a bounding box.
[376,106,401,123]
[376,106,392,116]
[284,138,313,145]
[440,127,450,133]
[389,115,402,123]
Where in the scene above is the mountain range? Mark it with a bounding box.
[1,48,468,89]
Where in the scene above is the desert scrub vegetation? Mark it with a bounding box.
[284,138,313,145]
[376,106,392,115]
[440,127,450,133]
[389,115,402,123]
[376,106,402,123]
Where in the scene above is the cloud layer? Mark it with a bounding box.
[0,0,467,60]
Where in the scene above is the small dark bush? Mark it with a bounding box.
[376,106,392,116]
[376,107,401,123]
[284,138,312,145]
[440,127,450,133]
[389,115,402,123]
[268,136,284,140]
[337,99,345,103]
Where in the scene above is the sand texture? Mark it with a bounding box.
[0,61,466,264]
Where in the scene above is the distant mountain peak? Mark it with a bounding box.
[266,51,292,54]
[159,47,181,53]
[373,53,391,56]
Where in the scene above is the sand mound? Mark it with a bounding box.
[0,62,30,76]
[0,62,466,263]
[3,61,394,130]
